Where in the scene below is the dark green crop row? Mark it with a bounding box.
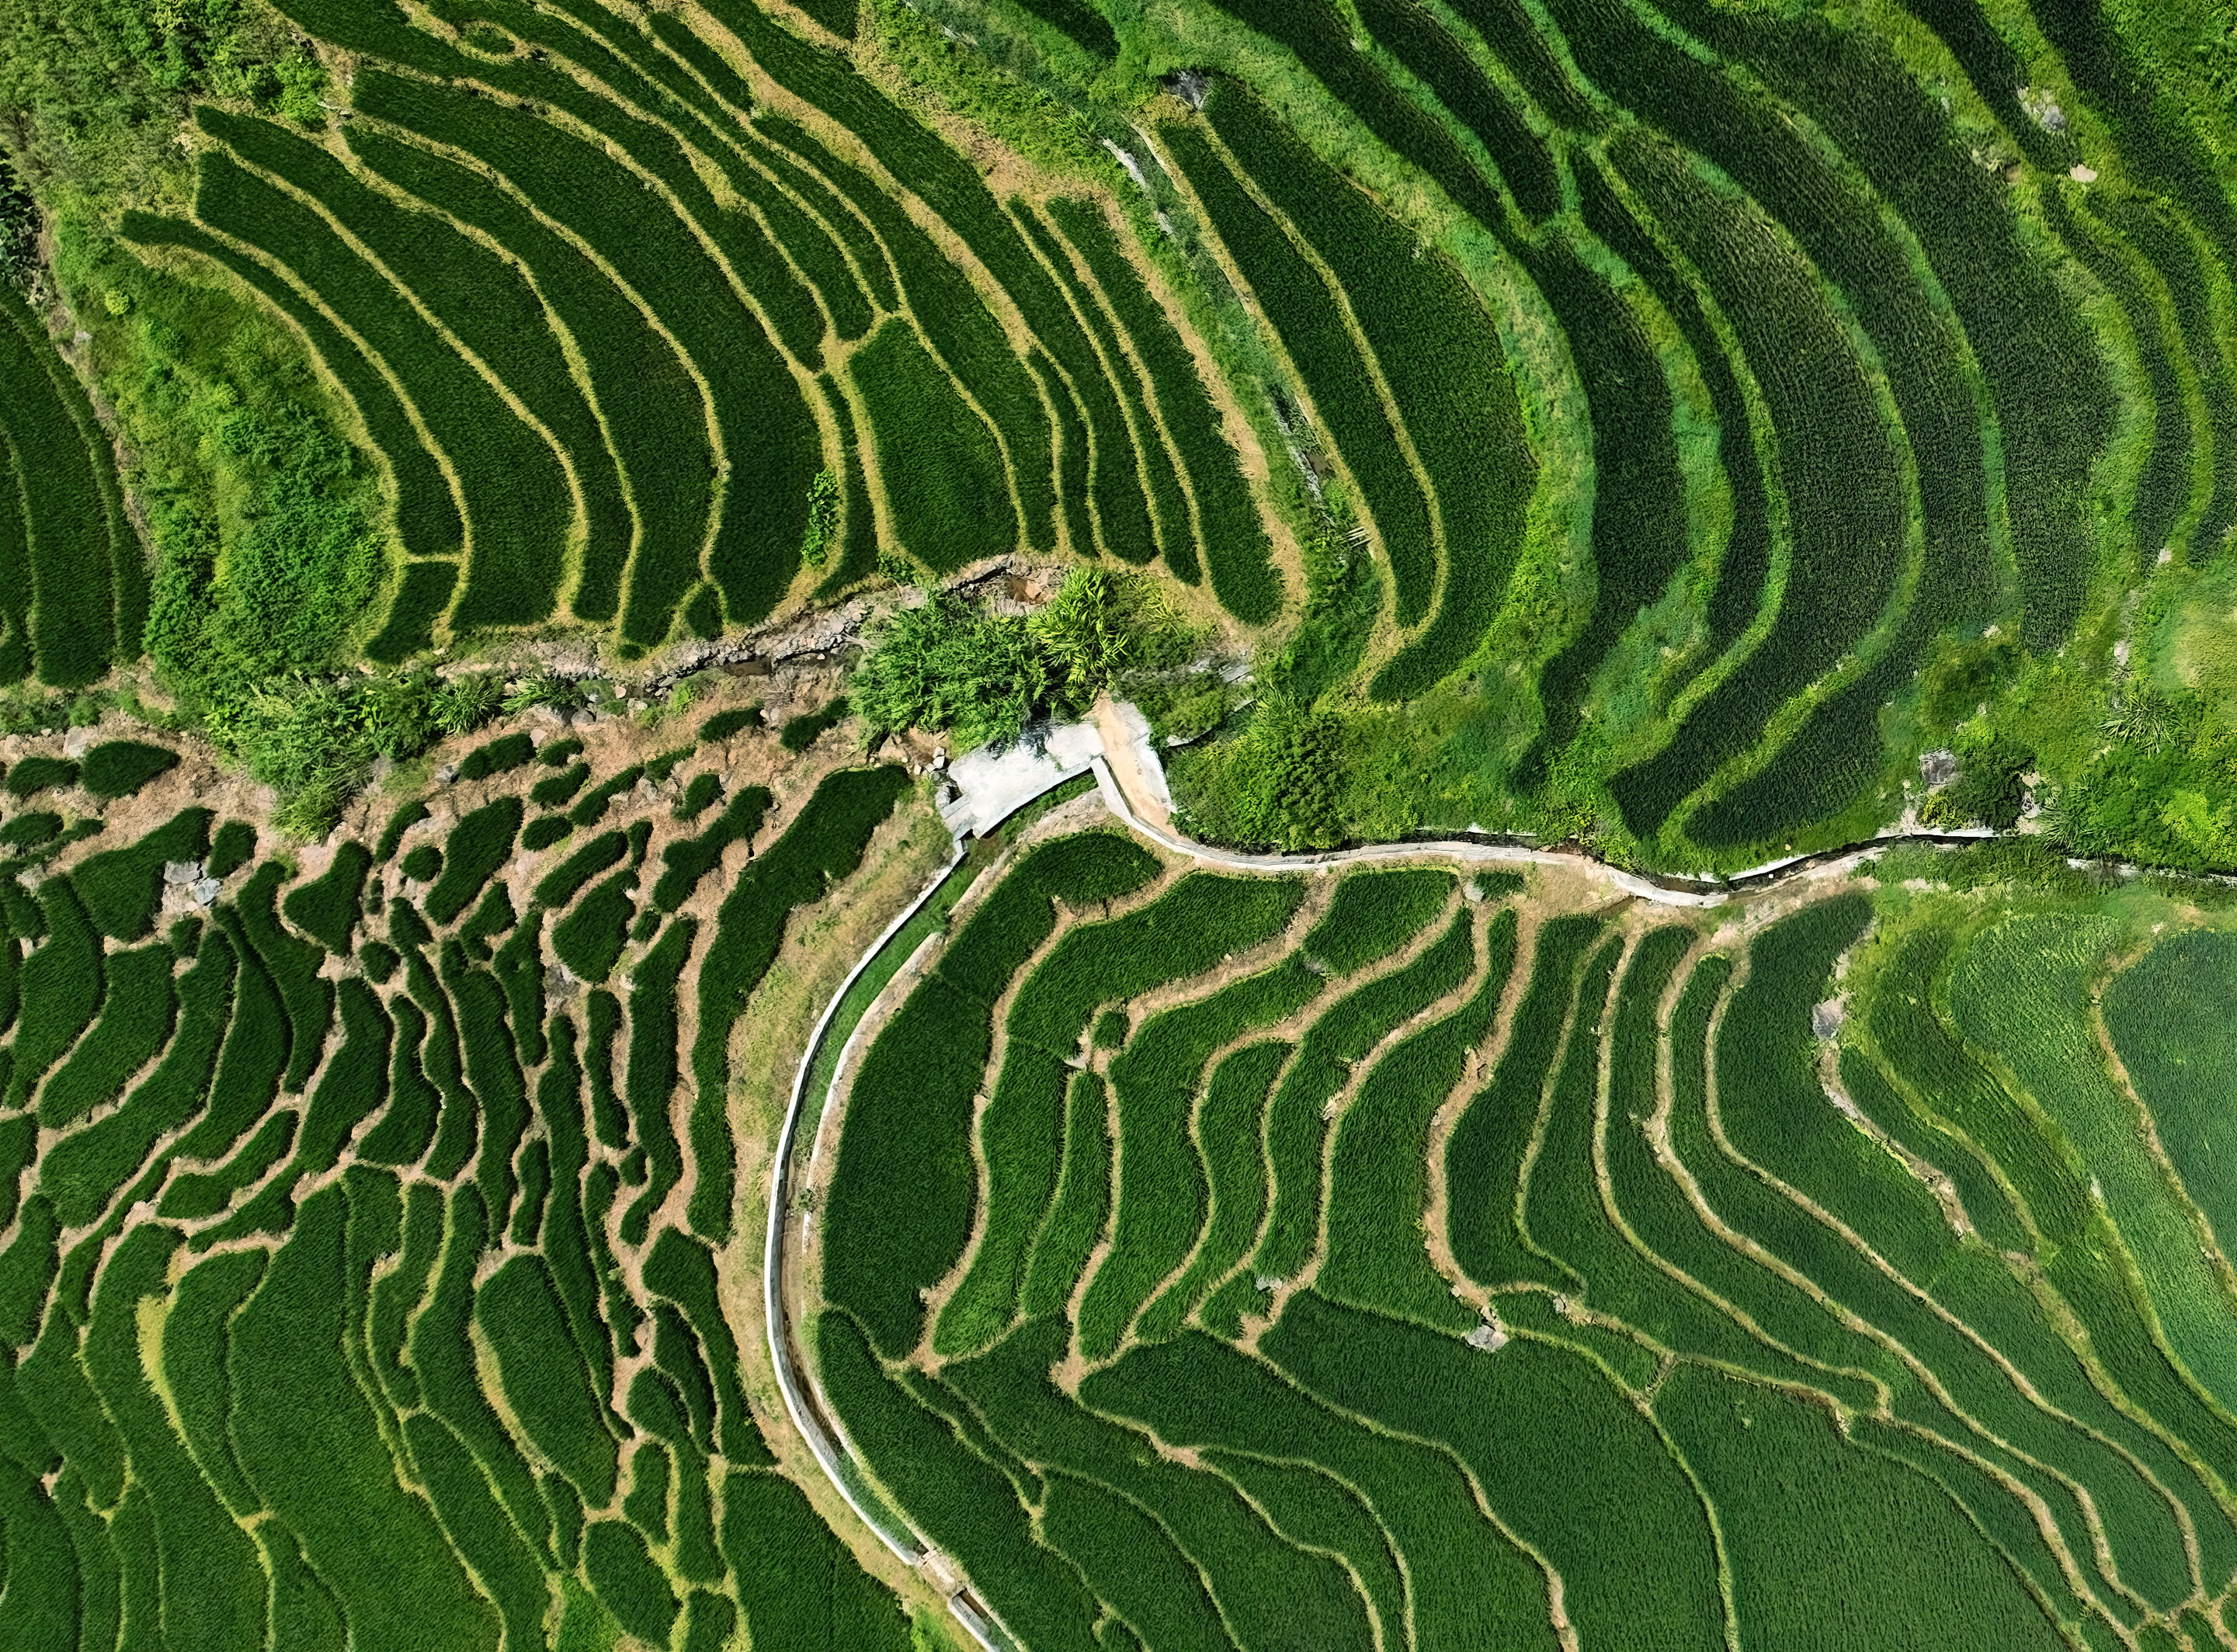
[823,834,1160,1356]
[344,125,707,627]
[283,840,372,953]
[1012,209,1159,567]
[1165,117,1440,628]
[425,797,521,927]
[73,807,210,943]
[1317,910,1513,1331]
[0,282,131,689]
[449,0,832,364]
[849,319,1020,574]
[207,109,634,623]
[2096,193,2237,564]
[190,150,572,633]
[1659,1,2113,644]
[651,784,771,912]
[122,213,465,571]
[351,67,814,637]
[1576,161,1770,673]
[1604,136,1909,840]
[1506,237,1686,779]
[758,113,1058,560]
[1208,0,1509,231]
[949,874,1311,1357]
[686,765,907,1239]
[1355,0,1561,220]
[1047,198,1280,621]
[1256,907,1477,1281]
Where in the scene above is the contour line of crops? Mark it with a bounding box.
[1145,118,1454,646]
[207,131,606,589]
[345,107,743,623]
[1016,198,1200,568]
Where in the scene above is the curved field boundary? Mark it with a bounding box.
[762,713,2074,1647]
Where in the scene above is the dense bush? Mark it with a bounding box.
[80,741,179,798]
[457,732,534,783]
[6,755,75,796]
[71,806,211,942]
[1174,699,1346,851]
[282,840,371,952]
[853,569,1193,752]
[423,798,523,925]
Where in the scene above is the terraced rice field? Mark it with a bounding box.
[0,284,140,691]
[811,830,2237,1650]
[75,0,2217,864]
[5,0,2237,1643]
[0,710,949,1650]
[117,0,1280,662]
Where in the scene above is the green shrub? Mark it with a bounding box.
[282,840,371,953]
[529,762,589,810]
[6,755,75,796]
[1175,699,1346,852]
[424,797,523,925]
[477,1255,619,1506]
[79,741,179,798]
[71,807,212,942]
[457,731,533,783]
[582,1521,678,1646]
[698,706,762,741]
[0,810,59,849]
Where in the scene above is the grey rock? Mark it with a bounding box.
[190,877,222,908]
[162,859,203,887]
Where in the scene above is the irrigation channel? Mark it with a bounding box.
[761,709,2107,1649]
